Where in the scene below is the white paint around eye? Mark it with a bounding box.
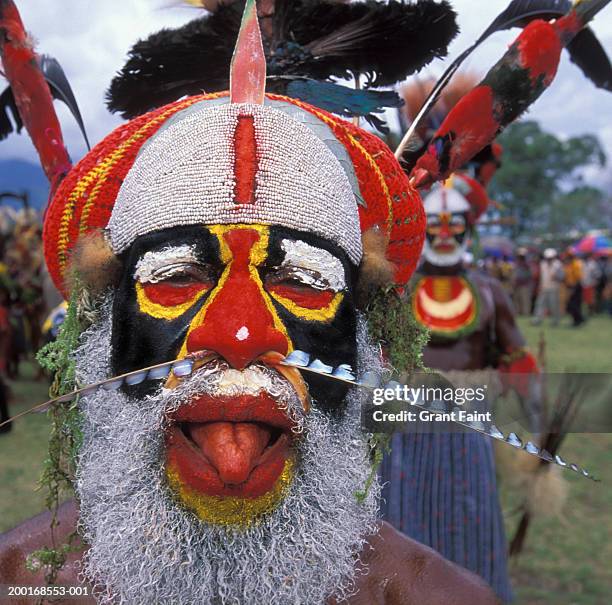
[134,244,198,283]
[423,237,469,267]
[280,239,346,292]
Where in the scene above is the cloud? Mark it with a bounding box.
[1,0,196,163]
[1,0,611,181]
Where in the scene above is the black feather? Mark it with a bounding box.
[106,3,243,118]
[275,0,459,88]
[509,373,584,557]
[0,86,23,141]
[509,511,531,556]
[107,0,458,119]
[477,0,571,43]
[38,55,91,150]
[567,28,612,91]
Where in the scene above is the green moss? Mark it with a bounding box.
[30,284,91,591]
[355,286,430,504]
[365,286,429,374]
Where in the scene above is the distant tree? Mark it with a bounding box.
[487,121,608,237]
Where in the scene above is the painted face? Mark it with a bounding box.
[111,223,358,524]
[422,186,471,267]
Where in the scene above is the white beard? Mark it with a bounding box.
[422,238,468,267]
[74,296,381,605]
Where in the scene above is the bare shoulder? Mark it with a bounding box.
[337,522,500,605]
[0,499,92,604]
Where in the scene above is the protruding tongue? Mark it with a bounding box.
[188,422,271,485]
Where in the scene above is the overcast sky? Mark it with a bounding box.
[2,0,611,185]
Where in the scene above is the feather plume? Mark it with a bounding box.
[567,28,612,91]
[360,227,394,286]
[0,86,23,140]
[509,373,585,556]
[396,0,611,160]
[38,55,90,149]
[284,78,403,132]
[68,231,121,296]
[292,0,458,88]
[107,0,458,120]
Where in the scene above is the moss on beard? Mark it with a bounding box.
[365,285,429,375]
[357,286,430,504]
[28,283,96,589]
[28,283,429,588]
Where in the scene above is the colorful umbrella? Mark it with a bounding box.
[480,235,515,259]
[572,234,612,256]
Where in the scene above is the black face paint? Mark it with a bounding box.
[425,211,469,248]
[111,224,358,413]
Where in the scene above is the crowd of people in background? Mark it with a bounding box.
[479,246,612,327]
[0,202,610,433]
[0,207,60,433]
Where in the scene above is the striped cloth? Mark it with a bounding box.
[379,431,513,603]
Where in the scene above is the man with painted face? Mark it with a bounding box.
[2,0,609,602]
[413,174,529,371]
[0,2,501,603]
[380,148,538,604]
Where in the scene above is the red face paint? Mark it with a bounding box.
[266,283,335,309]
[143,282,210,307]
[186,227,290,370]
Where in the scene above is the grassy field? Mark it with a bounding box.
[502,317,612,605]
[0,362,54,531]
[0,316,610,603]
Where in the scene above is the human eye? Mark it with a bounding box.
[134,246,218,308]
[264,265,334,293]
[146,262,217,288]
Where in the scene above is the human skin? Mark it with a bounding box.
[419,262,525,372]
[0,220,500,604]
[0,500,499,605]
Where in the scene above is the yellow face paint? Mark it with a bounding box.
[135,281,208,321]
[176,224,294,359]
[269,290,344,322]
[166,457,295,527]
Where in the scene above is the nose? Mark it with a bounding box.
[187,319,289,370]
[439,223,451,239]
[185,228,290,369]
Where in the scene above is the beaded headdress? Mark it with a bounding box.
[422,173,491,225]
[43,0,425,296]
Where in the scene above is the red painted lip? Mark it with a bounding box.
[169,393,296,430]
[166,393,295,499]
[434,242,456,253]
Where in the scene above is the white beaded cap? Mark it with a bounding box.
[423,186,471,215]
[108,102,362,264]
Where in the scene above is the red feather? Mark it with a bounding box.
[0,0,71,191]
[410,0,611,187]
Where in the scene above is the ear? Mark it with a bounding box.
[356,227,394,307]
[66,230,121,295]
